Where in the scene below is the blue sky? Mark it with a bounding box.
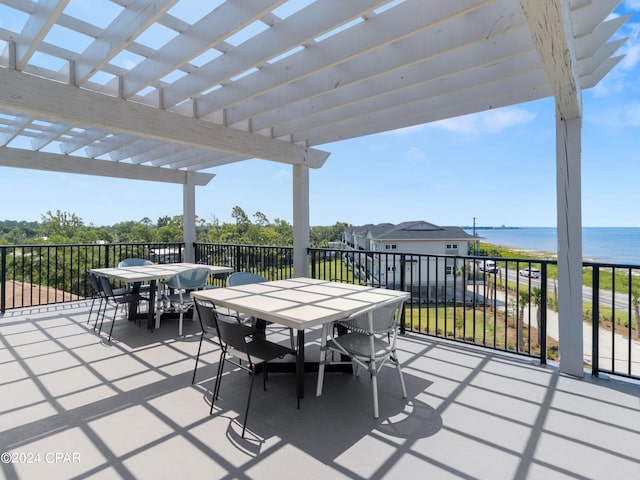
[1,1,640,228]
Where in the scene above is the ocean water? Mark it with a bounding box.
[463,227,640,265]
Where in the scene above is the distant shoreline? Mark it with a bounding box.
[483,242,603,264]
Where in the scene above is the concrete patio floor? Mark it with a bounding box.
[1,301,639,480]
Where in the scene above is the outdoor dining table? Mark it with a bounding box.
[90,263,233,330]
[191,277,410,399]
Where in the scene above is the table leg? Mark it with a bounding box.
[296,329,305,400]
[148,280,156,331]
[128,282,141,322]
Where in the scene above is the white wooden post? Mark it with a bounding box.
[556,112,584,377]
[293,163,310,277]
[183,172,196,263]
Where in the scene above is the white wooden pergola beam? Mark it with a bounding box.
[117,0,284,98]
[160,0,391,108]
[74,0,179,86]
[0,68,330,168]
[0,147,214,186]
[520,0,582,119]
[194,0,492,118]
[15,0,69,71]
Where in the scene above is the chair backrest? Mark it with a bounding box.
[194,298,217,332]
[86,270,102,296]
[118,257,153,267]
[98,275,116,298]
[342,297,405,335]
[167,267,211,290]
[210,305,254,363]
[227,271,268,286]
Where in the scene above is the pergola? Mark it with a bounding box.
[0,0,629,376]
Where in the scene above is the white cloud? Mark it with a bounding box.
[273,169,292,184]
[428,108,537,135]
[591,101,640,127]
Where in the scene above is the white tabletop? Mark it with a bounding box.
[90,263,233,283]
[191,277,410,330]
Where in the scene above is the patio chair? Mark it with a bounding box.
[97,275,145,342]
[86,270,105,328]
[117,257,154,294]
[86,270,132,330]
[191,298,260,384]
[227,272,296,349]
[208,303,296,438]
[162,267,211,336]
[117,257,154,267]
[316,297,407,418]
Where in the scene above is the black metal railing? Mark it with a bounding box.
[1,241,638,381]
[195,243,294,279]
[583,260,640,380]
[309,248,553,363]
[0,242,184,311]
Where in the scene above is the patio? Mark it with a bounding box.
[1,301,639,479]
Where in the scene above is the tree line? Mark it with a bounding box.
[0,207,348,247]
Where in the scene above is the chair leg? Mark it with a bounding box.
[262,362,268,391]
[316,324,329,396]
[211,352,226,413]
[393,352,407,398]
[178,311,184,336]
[242,366,257,438]
[87,297,96,324]
[371,359,379,419]
[107,304,119,341]
[92,298,104,330]
[98,302,108,334]
[191,332,205,384]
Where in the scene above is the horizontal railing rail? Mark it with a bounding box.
[1,241,638,381]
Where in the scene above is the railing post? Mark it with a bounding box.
[540,263,547,365]
[400,254,406,334]
[592,266,600,376]
[1,246,6,313]
[309,248,316,279]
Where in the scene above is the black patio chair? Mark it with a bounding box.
[207,302,296,438]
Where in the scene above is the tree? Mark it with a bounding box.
[111,220,155,242]
[253,211,269,227]
[157,215,172,228]
[39,210,85,242]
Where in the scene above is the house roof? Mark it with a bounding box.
[0,1,628,184]
[348,221,477,241]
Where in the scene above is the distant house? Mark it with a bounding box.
[342,221,477,300]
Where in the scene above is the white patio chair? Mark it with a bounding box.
[161,267,211,335]
[316,296,407,418]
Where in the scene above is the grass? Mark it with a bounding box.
[483,242,640,296]
[405,303,558,360]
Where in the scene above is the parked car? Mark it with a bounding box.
[478,260,498,273]
[519,267,540,278]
